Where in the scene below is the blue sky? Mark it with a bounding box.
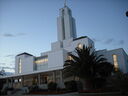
[0,0,128,72]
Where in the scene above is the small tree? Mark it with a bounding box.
[48,82,57,91]
[111,71,128,94]
[0,69,6,76]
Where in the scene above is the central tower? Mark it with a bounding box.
[57,3,77,41]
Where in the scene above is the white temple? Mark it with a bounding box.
[0,2,128,89]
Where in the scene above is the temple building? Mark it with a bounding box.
[0,3,128,89]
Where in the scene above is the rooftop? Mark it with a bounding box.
[73,36,87,41]
[16,52,33,56]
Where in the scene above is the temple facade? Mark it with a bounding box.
[0,4,128,90]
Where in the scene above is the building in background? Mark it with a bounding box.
[0,3,128,89]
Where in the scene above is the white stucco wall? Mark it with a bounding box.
[15,54,34,75]
[97,48,128,73]
[51,41,63,51]
[62,37,94,52]
[48,49,67,70]
[122,50,128,72]
[57,6,76,41]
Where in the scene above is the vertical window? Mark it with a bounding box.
[112,54,119,71]
[77,43,83,49]
[18,58,22,73]
[67,56,73,60]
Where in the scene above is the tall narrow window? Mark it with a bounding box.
[18,58,22,73]
[112,54,119,71]
[77,43,83,49]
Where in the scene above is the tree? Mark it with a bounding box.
[63,45,114,89]
[110,71,128,94]
[0,69,6,76]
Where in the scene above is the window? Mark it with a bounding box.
[14,79,18,83]
[77,43,83,49]
[89,44,93,48]
[19,78,22,82]
[35,57,48,64]
[112,54,119,71]
[41,76,47,84]
[67,56,73,60]
[62,9,64,15]
[18,58,22,73]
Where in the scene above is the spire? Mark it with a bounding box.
[64,0,67,7]
[57,0,77,41]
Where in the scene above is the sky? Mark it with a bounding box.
[0,0,128,73]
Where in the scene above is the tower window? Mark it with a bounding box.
[18,58,22,73]
[112,54,119,71]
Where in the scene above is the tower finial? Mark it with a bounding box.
[64,0,67,7]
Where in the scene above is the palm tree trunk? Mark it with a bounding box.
[84,79,93,90]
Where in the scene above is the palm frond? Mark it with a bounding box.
[63,45,114,81]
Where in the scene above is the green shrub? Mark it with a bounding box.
[111,72,128,94]
[76,81,83,91]
[48,82,57,91]
[29,85,39,92]
[64,80,77,92]
[7,87,14,91]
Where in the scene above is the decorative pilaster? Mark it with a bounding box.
[21,76,24,87]
[38,74,41,85]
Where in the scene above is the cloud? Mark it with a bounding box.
[92,38,101,42]
[4,54,15,59]
[0,66,15,73]
[0,63,5,66]
[0,66,14,69]
[17,33,26,36]
[11,61,15,63]
[0,63,15,71]
[5,55,14,57]
[0,33,26,37]
[92,38,115,44]
[0,63,6,69]
[119,40,124,45]
[3,34,14,37]
[104,38,114,44]
[89,38,125,47]
[103,38,125,46]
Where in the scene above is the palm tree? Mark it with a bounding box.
[63,45,114,89]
